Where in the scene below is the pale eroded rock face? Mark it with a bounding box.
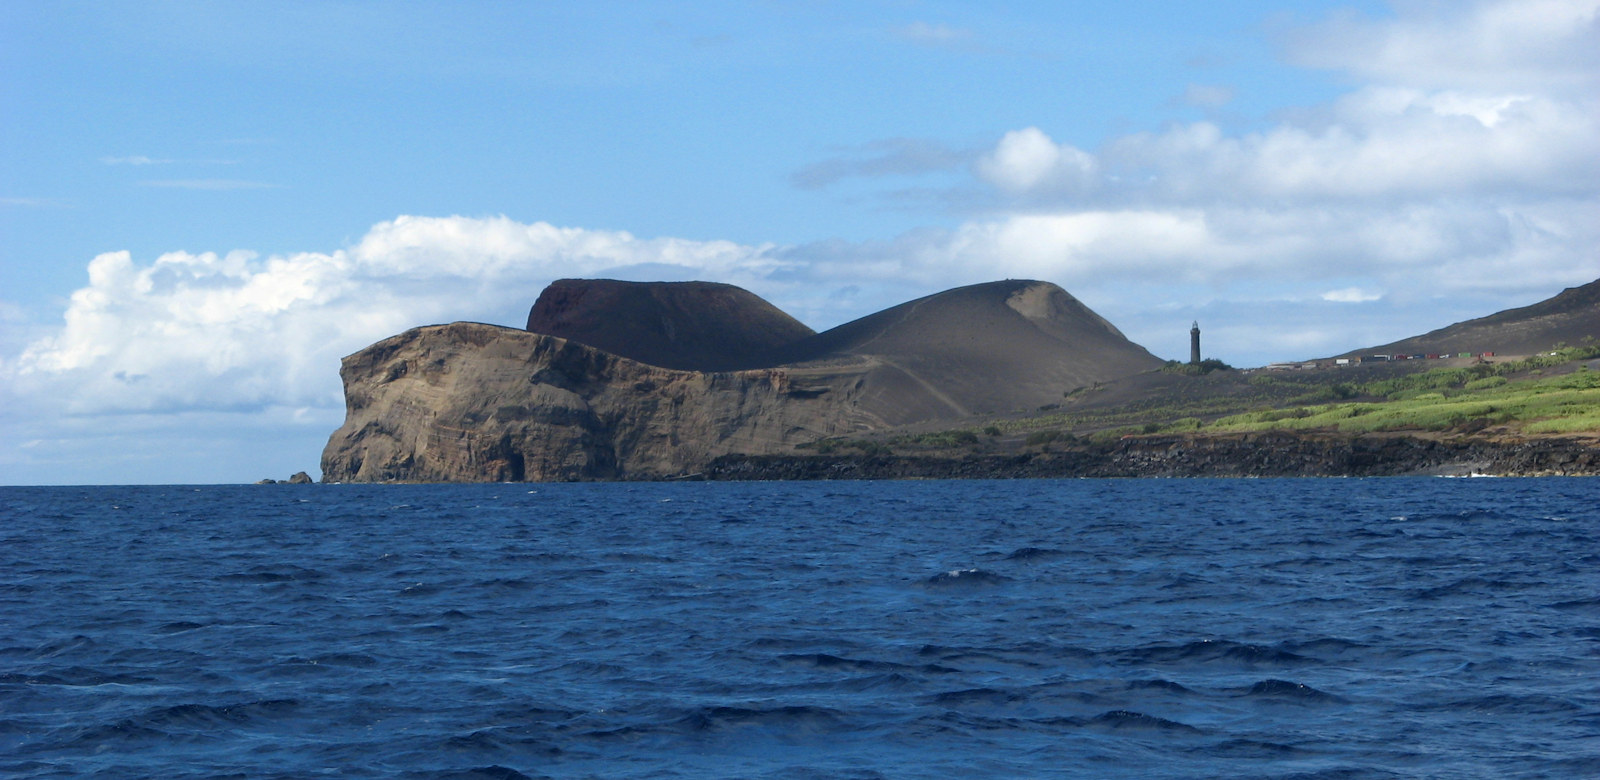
[319,323,872,482]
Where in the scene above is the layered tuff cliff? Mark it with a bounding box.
[321,279,1165,482]
[319,323,878,482]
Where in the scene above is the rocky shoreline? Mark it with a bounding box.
[700,432,1600,480]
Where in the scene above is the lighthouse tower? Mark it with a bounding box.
[1189,321,1201,365]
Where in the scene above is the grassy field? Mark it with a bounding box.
[1117,345,1600,438]
[1204,367,1600,435]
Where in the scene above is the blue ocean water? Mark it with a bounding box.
[1,478,1597,779]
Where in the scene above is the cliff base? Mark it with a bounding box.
[702,432,1600,480]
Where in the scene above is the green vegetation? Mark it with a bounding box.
[892,429,980,448]
[1046,344,1600,438]
[1063,383,1102,398]
[1024,430,1074,447]
[1160,358,1234,376]
[999,386,1314,437]
[1463,376,1507,391]
[797,438,893,456]
[1203,364,1600,435]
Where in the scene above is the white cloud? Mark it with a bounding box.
[961,1,1599,211]
[999,87,1600,203]
[945,0,1599,314]
[923,0,1600,367]
[139,179,280,190]
[1283,0,1600,93]
[791,138,969,189]
[1181,83,1236,108]
[975,127,1097,196]
[1,196,69,208]
[1322,287,1384,303]
[782,198,1598,300]
[895,21,974,45]
[102,155,173,165]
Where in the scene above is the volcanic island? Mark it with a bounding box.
[320,278,1600,481]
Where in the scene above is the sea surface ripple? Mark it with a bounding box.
[1,478,1597,778]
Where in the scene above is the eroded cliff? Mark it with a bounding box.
[320,322,872,482]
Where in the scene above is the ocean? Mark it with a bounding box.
[2,478,1597,779]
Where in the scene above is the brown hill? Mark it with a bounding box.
[525,278,815,371]
[1343,278,1600,359]
[780,280,1164,424]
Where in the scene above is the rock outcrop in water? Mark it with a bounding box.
[320,279,1164,482]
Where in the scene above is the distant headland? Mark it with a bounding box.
[320,277,1600,481]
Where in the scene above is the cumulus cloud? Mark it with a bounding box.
[975,127,1097,196]
[1282,0,1600,93]
[953,0,1599,312]
[788,199,1596,300]
[981,88,1598,204]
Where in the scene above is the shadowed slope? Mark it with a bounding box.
[782,280,1165,423]
[526,279,816,371]
[1345,278,1600,358]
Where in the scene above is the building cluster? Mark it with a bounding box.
[1264,352,1496,371]
[1188,321,1505,373]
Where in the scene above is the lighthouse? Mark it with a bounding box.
[1190,321,1201,365]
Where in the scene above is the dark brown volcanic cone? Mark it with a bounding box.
[526,279,815,371]
[782,280,1164,423]
[1345,278,1600,358]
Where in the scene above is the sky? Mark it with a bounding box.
[2,0,1598,485]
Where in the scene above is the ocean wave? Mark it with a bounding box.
[1117,639,1316,668]
[922,568,1011,587]
[1082,709,1201,733]
[1239,679,1345,702]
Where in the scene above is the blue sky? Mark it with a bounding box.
[3,0,1598,484]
